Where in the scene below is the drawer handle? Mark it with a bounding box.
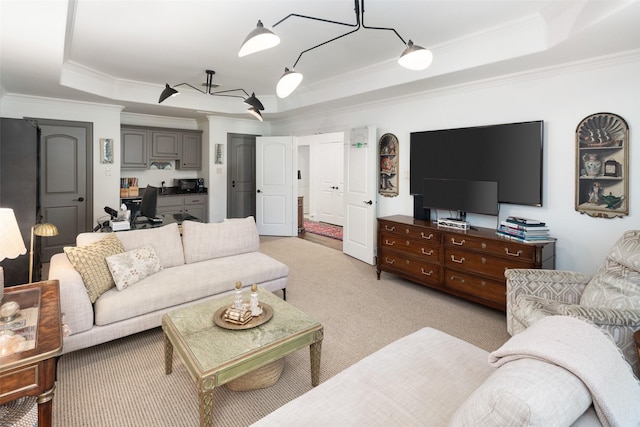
[384,239,395,246]
[480,280,487,287]
[385,258,396,265]
[451,238,465,246]
[505,248,523,257]
[450,255,465,264]
[450,275,465,283]
[421,268,433,276]
[421,248,434,256]
[385,225,396,231]
[421,232,434,240]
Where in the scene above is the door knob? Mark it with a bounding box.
[74,197,85,202]
[364,200,373,205]
[257,189,262,193]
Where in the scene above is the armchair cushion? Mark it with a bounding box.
[581,230,640,310]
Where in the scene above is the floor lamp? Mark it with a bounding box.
[0,208,27,303]
[29,222,58,283]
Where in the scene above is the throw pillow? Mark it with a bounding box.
[106,246,163,291]
[181,217,260,264]
[64,233,125,303]
[450,358,592,426]
[115,222,185,268]
[580,230,640,310]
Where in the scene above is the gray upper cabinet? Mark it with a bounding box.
[151,131,180,158]
[121,128,149,169]
[178,132,202,170]
[121,126,202,170]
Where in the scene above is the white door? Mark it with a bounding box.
[255,136,296,236]
[317,142,344,226]
[343,126,377,265]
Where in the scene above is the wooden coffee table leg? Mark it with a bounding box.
[199,378,216,427]
[163,332,173,375]
[310,329,323,387]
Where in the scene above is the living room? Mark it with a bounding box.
[1,1,640,425]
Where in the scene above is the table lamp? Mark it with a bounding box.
[29,222,59,283]
[0,208,27,303]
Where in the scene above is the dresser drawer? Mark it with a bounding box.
[443,268,506,307]
[184,195,206,205]
[379,231,440,261]
[379,220,440,242]
[378,249,441,286]
[444,248,531,281]
[445,233,536,262]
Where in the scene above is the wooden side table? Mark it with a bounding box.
[0,280,63,427]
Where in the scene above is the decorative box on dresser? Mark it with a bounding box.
[376,215,555,311]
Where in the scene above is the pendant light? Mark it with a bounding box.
[398,40,433,71]
[276,68,303,99]
[238,20,280,57]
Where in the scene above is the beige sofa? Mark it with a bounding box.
[48,217,288,354]
[253,316,640,426]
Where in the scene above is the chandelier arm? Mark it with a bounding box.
[173,82,207,95]
[273,0,360,29]
[292,24,361,68]
[360,0,407,45]
[210,88,251,98]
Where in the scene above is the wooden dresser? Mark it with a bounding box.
[376,215,555,311]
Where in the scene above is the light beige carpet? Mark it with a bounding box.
[53,236,510,426]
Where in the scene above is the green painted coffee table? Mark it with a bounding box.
[162,289,323,427]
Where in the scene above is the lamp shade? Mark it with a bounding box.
[247,107,264,122]
[238,20,280,57]
[276,68,303,98]
[33,223,59,237]
[244,92,264,111]
[0,208,27,261]
[159,84,179,103]
[398,40,433,71]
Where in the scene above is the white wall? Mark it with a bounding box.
[271,51,640,274]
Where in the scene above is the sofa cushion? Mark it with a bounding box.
[94,251,288,326]
[115,223,185,268]
[106,246,163,291]
[581,230,640,310]
[64,233,124,303]
[450,358,592,426]
[181,217,260,264]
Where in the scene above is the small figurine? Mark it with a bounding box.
[588,182,603,205]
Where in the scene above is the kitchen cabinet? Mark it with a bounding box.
[121,126,202,170]
[121,128,149,169]
[157,194,208,222]
[178,132,202,170]
[151,131,179,158]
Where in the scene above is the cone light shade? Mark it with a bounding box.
[158,84,179,103]
[243,92,264,111]
[398,40,433,71]
[247,107,263,121]
[238,20,280,57]
[276,68,303,98]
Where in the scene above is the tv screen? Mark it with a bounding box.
[410,121,543,206]
[423,179,499,216]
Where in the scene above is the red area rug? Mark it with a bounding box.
[303,220,343,241]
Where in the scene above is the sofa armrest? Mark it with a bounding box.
[505,269,592,335]
[48,252,94,336]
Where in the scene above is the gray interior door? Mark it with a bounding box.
[37,120,93,261]
[227,133,256,219]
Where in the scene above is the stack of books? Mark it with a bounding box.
[497,216,554,242]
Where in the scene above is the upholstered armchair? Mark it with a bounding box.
[506,230,640,378]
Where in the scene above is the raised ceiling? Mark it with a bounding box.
[1,0,639,121]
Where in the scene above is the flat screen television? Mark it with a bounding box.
[410,120,543,206]
[423,178,499,216]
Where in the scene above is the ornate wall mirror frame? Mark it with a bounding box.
[575,112,629,218]
[379,133,399,197]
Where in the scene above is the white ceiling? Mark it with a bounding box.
[1,0,639,121]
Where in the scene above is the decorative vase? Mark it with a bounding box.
[583,153,602,176]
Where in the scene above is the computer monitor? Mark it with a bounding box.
[139,185,158,220]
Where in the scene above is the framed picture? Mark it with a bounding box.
[100,138,114,164]
[215,144,224,164]
[379,133,399,197]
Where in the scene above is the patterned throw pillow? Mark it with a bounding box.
[64,233,125,303]
[106,246,163,291]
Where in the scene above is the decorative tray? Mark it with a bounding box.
[213,303,273,330]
